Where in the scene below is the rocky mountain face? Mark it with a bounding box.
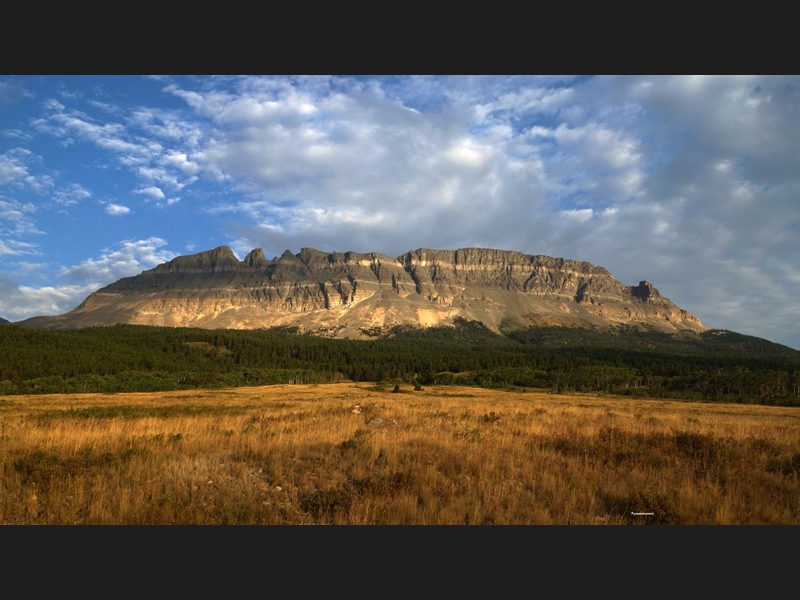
[19,246,707,338]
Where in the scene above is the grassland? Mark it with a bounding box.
[1,383,799,524]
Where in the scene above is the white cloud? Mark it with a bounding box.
[34,100,199,199]
[0,149,54,192]
[52,183,92,206]
[0,81,33,105]
[0,239,176,318]
[133,185,165,200]
[0,273,99,319]
[0,238,38,256]
[164,77,554,251]
[46,108,144,155]
[164,152,200,175]
[445,139,493,167]
[560,208,594,222]
[0,240,18,255]
[9,261,48,280]
[105,203,131,215]
[58,237,177,285]
[0,198,40,236]
[88,100,125,116]
[2,129,33,141]
[129,107,202,146]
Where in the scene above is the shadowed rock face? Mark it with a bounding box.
[18,246,707,338]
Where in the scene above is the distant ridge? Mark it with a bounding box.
[18,246,707,338]
[0,317,8,324]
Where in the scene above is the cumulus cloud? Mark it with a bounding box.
[163,77,552,257]
[58,237,177,284]
[0,238,178,319]
[105,203,131,215]
[133,185,165,200]
[0,274,98,320]
[539,76,800,346]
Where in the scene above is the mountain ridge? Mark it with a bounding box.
[17,245,707,338]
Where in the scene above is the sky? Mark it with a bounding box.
[1,75,799,348]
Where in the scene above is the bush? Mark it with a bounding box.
[766,453,800,476]
[479,411,502,424]
[300,487,354,520]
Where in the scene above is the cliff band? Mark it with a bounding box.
[19,246,706,337]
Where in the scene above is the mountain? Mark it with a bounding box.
[18,246,706,338]
[0,317,8,324]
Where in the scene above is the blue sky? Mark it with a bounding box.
[1,75,799,349]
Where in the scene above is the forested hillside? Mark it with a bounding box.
[2,320,799,405]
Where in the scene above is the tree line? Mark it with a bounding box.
[2,320,799,405]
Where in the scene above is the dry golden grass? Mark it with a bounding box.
[1,383,799,524]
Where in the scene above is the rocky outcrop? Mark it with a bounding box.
[19,246,707,337]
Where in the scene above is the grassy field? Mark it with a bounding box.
[1,383,799,524]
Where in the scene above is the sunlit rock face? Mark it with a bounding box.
[19,246,707,338]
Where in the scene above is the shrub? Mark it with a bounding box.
[479,411,502,425]
[766,453,800,476]
[300,487,354,520]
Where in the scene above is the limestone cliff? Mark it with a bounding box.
[19,246,707,338]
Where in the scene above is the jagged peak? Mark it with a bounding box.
[208,245,237,258]
[152,245,239,273]
[244,248,268,267]
[631,280,661,302]
[297,247,326,263]
[274,249,311,273]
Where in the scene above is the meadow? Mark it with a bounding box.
[1,383,798,524]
